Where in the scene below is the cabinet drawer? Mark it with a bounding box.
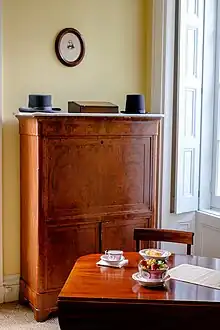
[39,118,159,137]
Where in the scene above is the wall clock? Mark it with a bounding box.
[55,28,85,67]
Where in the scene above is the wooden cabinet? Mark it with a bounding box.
[16,114,162,321]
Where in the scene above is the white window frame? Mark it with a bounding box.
[199,0,216,211]
[211,0,220,209]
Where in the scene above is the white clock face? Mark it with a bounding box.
[60,32,81,63]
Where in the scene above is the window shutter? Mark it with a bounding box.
[211,1,220,209]
[173,0,204,214]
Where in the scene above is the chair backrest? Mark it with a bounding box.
[133,228,194,255]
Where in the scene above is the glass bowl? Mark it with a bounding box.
[139,248,171,261]
[138,259,169,280]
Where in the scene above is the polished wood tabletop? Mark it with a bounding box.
[58,252,220,330]
[59,252,220,303]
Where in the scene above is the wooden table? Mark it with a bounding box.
[58,252,220,329]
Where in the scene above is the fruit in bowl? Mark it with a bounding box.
[138,258,169,280]
[139,248,171,260]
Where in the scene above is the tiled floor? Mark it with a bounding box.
[0,302,59,329]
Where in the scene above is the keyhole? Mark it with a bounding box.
[101,140,104,144]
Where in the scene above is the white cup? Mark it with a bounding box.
[105,250,123,261]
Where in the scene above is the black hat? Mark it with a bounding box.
[122,94,146,114]
[19,94,61,113]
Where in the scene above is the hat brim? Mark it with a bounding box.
[19,107,61,113]
[120,110,146,114]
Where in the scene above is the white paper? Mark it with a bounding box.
[168,264,220,289]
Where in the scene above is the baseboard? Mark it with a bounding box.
[0,274,20,303]
[0,284,4,303]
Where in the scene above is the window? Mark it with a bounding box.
[152,0,219,216]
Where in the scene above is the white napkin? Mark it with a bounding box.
[96,259,128,268]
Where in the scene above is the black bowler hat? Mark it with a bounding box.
[122,94,146,114]
[19,94,61,113]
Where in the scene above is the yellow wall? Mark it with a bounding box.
[2,0,152,275]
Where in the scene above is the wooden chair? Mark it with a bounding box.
[133,228,194,255]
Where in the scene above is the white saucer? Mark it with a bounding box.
[100,255,125,265]
[132,272,165,287]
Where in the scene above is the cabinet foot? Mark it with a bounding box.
[19,279,59,322]
[33,308,51,322]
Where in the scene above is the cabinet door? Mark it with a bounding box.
[45,222,99,290]
[42,135,154,222]
[101,218,149,252]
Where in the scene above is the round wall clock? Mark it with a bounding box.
[55,28,85,67]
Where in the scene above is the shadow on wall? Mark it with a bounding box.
[3,120,20,275]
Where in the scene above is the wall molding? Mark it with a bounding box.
[195,211,220,257]
[0,274,20,303]
[151,0,165,229]
[151,0,176,228]
[177,220,192,232]
[0,285,4,303]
